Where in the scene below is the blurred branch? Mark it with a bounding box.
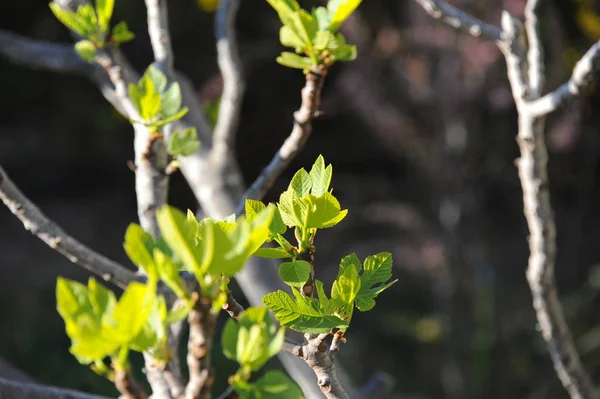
[212,0,245,174]
[145,0,174,77]
[185,300,217,399]
[412,0,503,42]
[115,370,148,399]
[235,66,328,216]
[0,165,136,289]
[0,30,88,74]
[524,0,545,96]
[0,377,109,399]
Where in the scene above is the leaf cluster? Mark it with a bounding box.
[221,307,302,398]
[49,0,134,62]
[266,0,362,70]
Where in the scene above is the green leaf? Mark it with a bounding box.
[49,3,94,36]
[277,52,311,69]
[153,249,189,299]
[327,0,363,31]
[156,206,213,282]
[268,204,287,238]
[130,294,167,354]
[155,107,189,127]
[355,252,397,311]
[263,290,348,334]
[111,21,135,44]
[313,30,334,51]
[104,282,156,344]
[128,83,142,112]
[161,82,182,118]
[309,155,332,196]
[245,199,266,220]
[123,223,156,277]
[165,300,193,325]
[139,72,161,120]
[253,247,291,259]
[74,40,96,62]
[95,0,114,31]
[278,189,299,227]
[279,260,311,288]
[222,317,240,361]
[250,370,304,399]
[167,128,200,157]
[331,258,361,316]
[147,65,167,93]
[77,4,98,28]
[279,25,306,52]
[313,7,331,31]
[303,193,348,229]
[290,168,312,197]
[331,43,357,62]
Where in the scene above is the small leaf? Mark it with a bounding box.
[147,65,167,93]
[49,3,93,36]
[104,282,156,344]
[327,0,363,31]
[111,21,135,44]
[123,223,156,277]
[139,72,161,120]
[95,0,115,31]
[331,259,361,316]
[276,52,312,69]
[253,247,291,259]
[222,317,240,361]
[290,168,312,197]
[154,249,189,299]
[168,128,200,157]
[279,25,306,52]
[331,43,357,62]
[313,7,331,31]
[161,82,182,118]
[309,155,332,196]
[74,40,96,62]
[355,252,397,311]
[245,199,266,220]
[279,260,311,288]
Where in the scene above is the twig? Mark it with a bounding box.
[0,29,88,74]
[411,0,503,42]
[215,386,237,399]
[529,41,600,116]
[236,66,328,215]
[212,0,245,172]
[115,370,149,399]
[0,376,109,399]
[524,0,545,96]
[185,299,217,399]
[0,165,136,289]
[145,0,174,77]
[222,291,244,319]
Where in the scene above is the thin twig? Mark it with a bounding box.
[115,370,149,399]
[0,165,136,289]
[236,66,328,215]
[412,0,503,42]
[145,0,174,77]
[185,299,217,399]
[524,0,545,96]
[212,0,245,173]
[222,291,244,319]
[215,386,237,399]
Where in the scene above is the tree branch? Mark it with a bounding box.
[211,0,245,174]
[0,165,137,289]
[411,0,503,42]
[235,66,328,216]
[524,0,545,96]
[115,370,148,399]
[145,0,174,77]
[185,298,217,399]
[0,377,109,399]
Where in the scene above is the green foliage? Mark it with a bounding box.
[55,276,177,368]
[279,260,311,288]
[49,0,134,61]
[265,0,360,70]
[167,128,201,157]
[232,371,304,399]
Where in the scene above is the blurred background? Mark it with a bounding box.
[2,0,600,398]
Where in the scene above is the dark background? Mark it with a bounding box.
[2,0,600,398]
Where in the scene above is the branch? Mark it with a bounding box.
[0,165,136,289]
[222,291,244,319]
[115,370,148,399]
[185,299,217,399]
[0,30,88,74]
[411,0,503,42]
[524,0,545,96]
[0,377,109,399]
[211,0,245,173]
[529,40,600,116]
[144,0,174,77]
[235,66,328,215]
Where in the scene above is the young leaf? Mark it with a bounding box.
[161,82,182,118]
[95,0,115,32]
[268,204,287,238]
[278,189,299,227]
[139,72,161,120]
[74,40,96,62]
[104,282,156,344]
[331,259,361,315]
[309,155,332,196]
[276,52,311,69]
[168,128,200,157]
[49,3,93,37]
[111,21,135,44]
[263,290,348,334]
[249,370,304,399]
[313,7,331,31]
[279,25,306,52]
[253,247,291,259]
[153,249,189,299]
[303,193,348,229]
[147,65,167,93]
[123,223,156,277]
[279,260,311,288]
[130,295,168,355]
[290,168,312,197]
[327,0,363,31]
[355,252,397,311]
[245,199,266,220]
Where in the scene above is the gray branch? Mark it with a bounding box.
[145,0,174,77]
[0,377,109,399]
[0,165,137,289]
[414,0,599,397]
